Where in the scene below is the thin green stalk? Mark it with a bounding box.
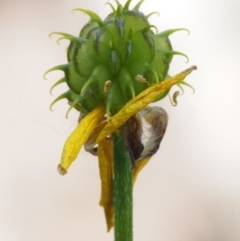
[113,134,133,241]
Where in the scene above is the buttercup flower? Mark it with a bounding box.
[45,0,196,233]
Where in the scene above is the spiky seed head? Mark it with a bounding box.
[45,0,189,116]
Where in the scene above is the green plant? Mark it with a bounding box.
[45,1,196,240]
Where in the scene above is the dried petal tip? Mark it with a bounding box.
[57,164,67,176]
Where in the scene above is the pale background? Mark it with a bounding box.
[1,0,240,240]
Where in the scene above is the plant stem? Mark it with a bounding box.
[113,134,133,241]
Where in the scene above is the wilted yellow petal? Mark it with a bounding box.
[84,121,107,153]
[98,138,114,231]
[103,204,114,232]
[133,158,151,183]
[58,105,105,174]
[97,66,197,142]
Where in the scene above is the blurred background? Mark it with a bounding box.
[1,0,240,240]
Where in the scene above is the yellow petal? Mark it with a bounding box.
[133,157,151,183]
[97,66,197,142]
[98,138,114,231]
[84,121,107,153]
[58,105,105,174]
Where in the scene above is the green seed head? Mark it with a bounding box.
[45,0,189,116]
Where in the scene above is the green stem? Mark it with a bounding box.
[113,134,133,241]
